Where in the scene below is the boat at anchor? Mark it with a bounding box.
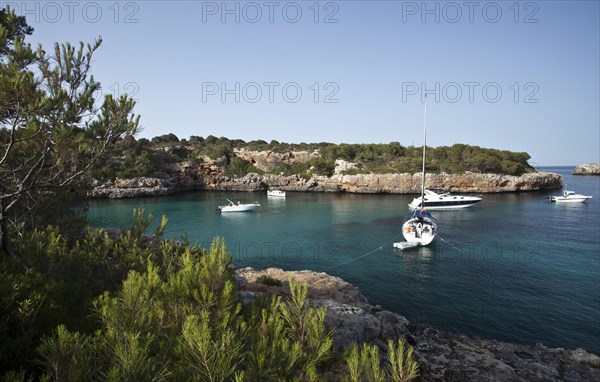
[548,190,592,203]
[267,189,286,198]
[217,199,261,212]
[395,97,438,250]
[408,189,482,210]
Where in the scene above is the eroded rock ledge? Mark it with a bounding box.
[91,171,562,199]
[235,267,599,382]
[573,163,600,175]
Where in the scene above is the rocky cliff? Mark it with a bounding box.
[233,148,318,172]
[90,170,563,198]
[235,267,599,382]
[573,163,600,175]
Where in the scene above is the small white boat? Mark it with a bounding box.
[548,190,592,203]
[409,189,482,210]
[217,199,260,212]
[267,189,286,198]
[393,241,420,250]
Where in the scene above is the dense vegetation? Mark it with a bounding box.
[91,134,534,181]
[0,7,138,254]
[1,210,419,381]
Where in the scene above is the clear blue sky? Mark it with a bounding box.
[8,0,599,165]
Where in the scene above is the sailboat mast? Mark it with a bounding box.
[421,96,427,203]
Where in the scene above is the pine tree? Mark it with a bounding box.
[0,6,139,255]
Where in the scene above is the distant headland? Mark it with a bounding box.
[90,135,563,198]
[573,163,600,175]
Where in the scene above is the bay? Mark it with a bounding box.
[88,167,600,353]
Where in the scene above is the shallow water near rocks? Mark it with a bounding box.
[88,167,600,353]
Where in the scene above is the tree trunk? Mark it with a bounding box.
[0,198,12,256]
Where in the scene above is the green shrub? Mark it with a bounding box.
[272,162,311,177]
[0,210,347,380]
[223,157,264,177]
[205,145,232,161]
[386,339,420,382]
[309,157,335,177]
[93,135,534,178]
[256,275,283,287]
[340,168,363,176]
[30,264,334,381]
[368,167,396,174]
[341,339,419,382]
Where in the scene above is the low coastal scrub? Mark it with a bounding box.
[0,211,419,381]
[343,340,419,382]
[90,135,534,181]
[256,274,283,287]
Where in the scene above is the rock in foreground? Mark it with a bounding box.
[236,267,599,382]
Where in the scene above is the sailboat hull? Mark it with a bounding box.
[400,210,438,246]
[408,198,482,209]
[401,219,437,246]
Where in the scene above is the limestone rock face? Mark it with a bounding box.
[334,159,359,175]
[233,148,318,172]
[235,267,600,382]
[207,171,562,194]
[573,163,600,175]
[90,177,175,198]
[90,150,563,198]
[91,171,562,198]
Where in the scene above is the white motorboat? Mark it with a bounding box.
[409,189,482,210]
[267,189,286,198]
[395,96,438,250]
[217,199,261,212]
[548,190,592,203]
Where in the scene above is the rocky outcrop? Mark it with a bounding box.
[234,148,318,172]
[91,151,563,198]
[573,163,600,175]
[91,171,562,198]
[91,177,176,198]
[236,267,599,382]
[334,159,359,175]
[206,171,562,193]
[300,171,562,194]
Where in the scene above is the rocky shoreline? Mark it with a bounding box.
[235,267,599,382]
[573,163,600,175]
[91,171,563,199]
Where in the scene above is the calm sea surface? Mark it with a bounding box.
[88,167,600,353]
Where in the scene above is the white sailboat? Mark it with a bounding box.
[394,97,438,250]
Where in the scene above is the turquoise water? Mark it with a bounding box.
[88,167,600,353]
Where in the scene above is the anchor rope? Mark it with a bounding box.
[325,231,467,271]
[325,232,405,271]
[436,234,467,255]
